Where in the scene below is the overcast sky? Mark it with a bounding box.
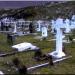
[0,1,50,9]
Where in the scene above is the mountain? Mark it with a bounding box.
[0,1,75,20]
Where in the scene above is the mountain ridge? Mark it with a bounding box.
[0,1,75,20]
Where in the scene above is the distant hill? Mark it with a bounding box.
[0,1,75,20]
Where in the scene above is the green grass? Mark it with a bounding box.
[0,32,75,74]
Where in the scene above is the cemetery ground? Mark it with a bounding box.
[0,32,75,74]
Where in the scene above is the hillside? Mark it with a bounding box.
[0,1,75,20]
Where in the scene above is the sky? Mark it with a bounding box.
[0,1,50,9]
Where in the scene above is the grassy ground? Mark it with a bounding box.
[0,32,75,74]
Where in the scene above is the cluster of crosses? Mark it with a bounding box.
[49,15,75,58]
[0,17,34,34]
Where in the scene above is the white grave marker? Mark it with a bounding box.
[13,22,17,33]
[71,15,75,29]
[37,20,43,31]
[12,42,38,52]
[49,16,75,58]
[41,22,48,38]
[51,19,56,33]
[49,17,66,58]
[64,18,70,33]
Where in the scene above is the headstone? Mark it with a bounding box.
[37,20,43,32]
[13,22,17,34]
[1,21,4,31]
[18,65,27,75]
[7,33,15,45]
[12,42,38,52]
[71,15,75,29]
[55,17,64,29]
[29,22,33,33]
[0,71,4,75]
[5,22,9,31]
[71,15,75,20]
[51,19,56,33]
[49,17,66,58]
[41,22,48,38]
[64,18,70,33]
